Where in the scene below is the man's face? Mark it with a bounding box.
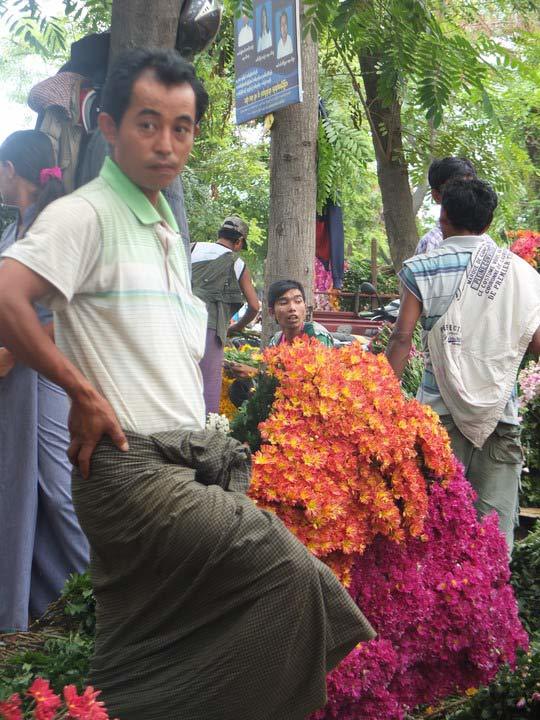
[280,14,288,41]
[99,70,199,201]
[271,288,306,334]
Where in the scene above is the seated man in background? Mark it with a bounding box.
[386,178,540,552]
[268,279,334,347]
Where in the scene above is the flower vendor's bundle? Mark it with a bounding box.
[249,340,528,720]
[0,678,117,720]
[509,229,540,270]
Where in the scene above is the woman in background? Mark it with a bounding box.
[257,5,272,52]
[0,130,89,631]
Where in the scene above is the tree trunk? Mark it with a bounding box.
[110,0,181,56]
[262,27,318,344]
[359,52,419,272]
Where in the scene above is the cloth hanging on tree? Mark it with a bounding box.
[316,202,345,289]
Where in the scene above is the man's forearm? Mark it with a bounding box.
[0,296,93,400]
[231,306,258,332]
[385,330,413,379]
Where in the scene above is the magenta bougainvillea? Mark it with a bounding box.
[312,463,528,720]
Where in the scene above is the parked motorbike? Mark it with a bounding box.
[357,282,400,323]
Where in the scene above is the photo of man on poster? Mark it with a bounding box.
[276,8,293,59]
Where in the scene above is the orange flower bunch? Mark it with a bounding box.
[250,340,454,583]
[219,374,238,421]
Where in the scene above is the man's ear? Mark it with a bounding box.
[98,112,118,147]
[3,160,16,180]
[194,124,201,138]
[431,189,442,204]
[268,305,275,317]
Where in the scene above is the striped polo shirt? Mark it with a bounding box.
[3,158,208,433]
[400,235,518,423]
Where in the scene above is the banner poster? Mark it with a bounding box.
[234,0,303,124]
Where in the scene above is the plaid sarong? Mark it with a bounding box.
[72,430,375,720]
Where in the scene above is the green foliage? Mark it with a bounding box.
[230,372,277,453]
[0,0,111,58]
[59,572,96,637]
[510,522,540,638]
[0,574,95,699]
[369,323,425,398]
[341,258,399,311]
[0,633,93,698]
[440,649,540,719]
[183,9,270,283]
[317,115,371,213]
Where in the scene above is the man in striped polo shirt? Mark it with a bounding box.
[0,47,373,720]
[386,179,540,552]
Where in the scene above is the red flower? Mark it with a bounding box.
[64,685,115,720]
[26,678,61,720]
[0,694,23,720]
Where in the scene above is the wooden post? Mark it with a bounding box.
[371,237,378,309]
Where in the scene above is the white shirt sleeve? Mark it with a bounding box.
[1,194,102,310]
[234,257,246,280]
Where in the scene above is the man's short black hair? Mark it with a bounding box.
[428,157,477,192]
[101,47,209,126]
[441,178,498,235]
[268,280,305,309]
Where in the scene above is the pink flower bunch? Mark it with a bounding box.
[314,258,333,311]
[0,679,117,720]
[509,229,540,269]
[518,360,540,407]
[313,462,528,719]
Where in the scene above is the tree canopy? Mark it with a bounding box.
[0,0,538,276]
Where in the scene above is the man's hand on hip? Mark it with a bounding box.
[68,386,129,478]
[0,348,15,377]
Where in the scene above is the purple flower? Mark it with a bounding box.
[313,467,528,720]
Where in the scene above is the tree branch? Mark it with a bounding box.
[333,38,386,159]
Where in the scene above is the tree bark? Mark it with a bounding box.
[262,26,318,344]
[359,51,419,271]
[110,0,182,57]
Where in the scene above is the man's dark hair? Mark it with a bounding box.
[101,47,209,126]
[428,157,477,192]
[441,178,498,235]
[268,280,305,309]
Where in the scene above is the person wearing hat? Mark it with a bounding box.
[191,216,260,413]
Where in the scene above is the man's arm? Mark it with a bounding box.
[0,258,128,477]
[228,266,260,335]
[385,287,423,379]
[528,326,540,358]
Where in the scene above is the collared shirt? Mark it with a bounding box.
[415,221,493,255]
[2,157,207,433]
[400,235,519,424]
[269,321,334,347]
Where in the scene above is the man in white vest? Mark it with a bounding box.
[386,178,540,552]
